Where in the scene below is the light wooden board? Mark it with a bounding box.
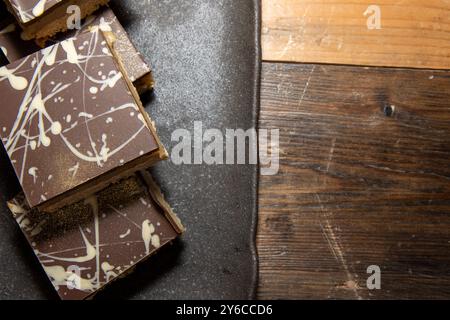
[262,0,450,69]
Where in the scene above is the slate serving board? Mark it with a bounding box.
[0,0,261,299]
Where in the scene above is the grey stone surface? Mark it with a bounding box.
[0,0,260,300]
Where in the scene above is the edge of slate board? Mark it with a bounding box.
[250,0,262,300]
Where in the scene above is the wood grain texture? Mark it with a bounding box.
[257,62,450,299]
[262,0,450,69]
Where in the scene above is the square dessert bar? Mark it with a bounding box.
[3,0,109,41]
[8,171,185,300]
[0,7,154,93]
[0,29,166,212]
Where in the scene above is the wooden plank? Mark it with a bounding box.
[257,62,450,299]
[262,0,450,69]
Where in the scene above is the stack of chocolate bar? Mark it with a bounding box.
[0,0,184,300]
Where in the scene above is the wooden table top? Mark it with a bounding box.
[257,0,450,299]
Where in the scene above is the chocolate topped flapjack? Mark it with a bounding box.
[8,172,184,300]
[3,0,110,41]
[0,29,166,211]
[6,0,63,24]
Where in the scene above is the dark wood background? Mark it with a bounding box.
[257,62,450,299]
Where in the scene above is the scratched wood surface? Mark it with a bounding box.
[257,62,450,299]
[262,0,450,69]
